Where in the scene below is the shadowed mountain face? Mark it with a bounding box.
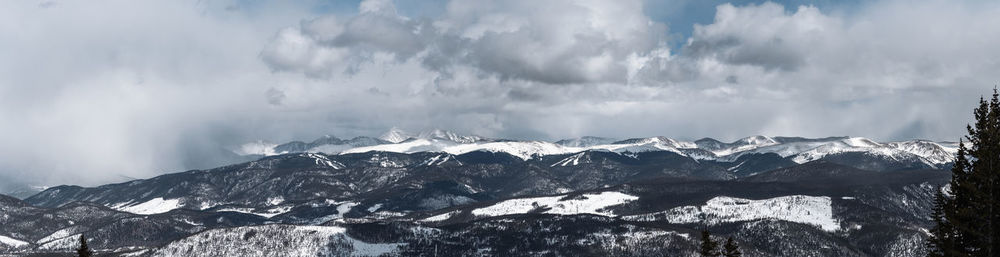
[1,143,953,256]
[25,150,726,211]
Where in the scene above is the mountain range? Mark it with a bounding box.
[236,128,958,170]
[0,129,959,256]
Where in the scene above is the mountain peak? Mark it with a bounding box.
[379,127,414,143]
[841,137,881,148]
[735,135,777,146]
[416,129,483,143]
[378,128,484,144]
[694,137,727,150]
[309,135,344,145]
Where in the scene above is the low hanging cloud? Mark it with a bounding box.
[0,0,997,188]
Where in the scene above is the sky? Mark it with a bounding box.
[0,0,997,187]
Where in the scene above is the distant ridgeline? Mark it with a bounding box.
[237,128,957,170]
[0,130,957,256]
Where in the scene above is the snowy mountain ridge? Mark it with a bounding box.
[237,129,958,166]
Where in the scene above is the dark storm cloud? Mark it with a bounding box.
[685,36,806,71]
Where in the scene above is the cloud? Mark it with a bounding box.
[667,1,1000,98]
[262,0,670,84]
[260,0,999,146]
[683,3,841,71]
[0,0,997,189]
[0,0,316,186]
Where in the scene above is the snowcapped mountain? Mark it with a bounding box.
[342,136,701,160]
[236,130,958,171]
[378,127,413,143]
[689,135,779,157]
[737,135,779,146]
[885,140,957,165]
[708,136,958,168]
[377,128,486,144]
[239,128,489,155]
[416,129,485,143]
[269,135,389,155]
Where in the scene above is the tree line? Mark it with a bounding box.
[699,229,741,257]
[926,88,1000,257]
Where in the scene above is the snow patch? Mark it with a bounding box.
[215,205,294,219]
[267,196,285,206]
[38,234,79,251]
[626,195,839,232]
[111,197,182,215]
[472,191,638,218]
[0,235,28,248]
[727,160,746,172]
[552,152,586,167]
[37,227,75,244]
[421,211,457,222]
[310,202,359,224]
[423,154,456,166]
[304,153,344,169]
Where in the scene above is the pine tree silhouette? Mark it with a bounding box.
[927,88,1000,256]
[699,229,720,257]
[722,236,741,257]
[926,189,956,257]
[76,234,92,257]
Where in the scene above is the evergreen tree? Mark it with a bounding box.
[926,189,957,257]
[722,236,741,257]
[699,229,720,257]
[76,234,92,257]
[927,89,1000,256]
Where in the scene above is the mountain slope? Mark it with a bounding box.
[143,224,403,257]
